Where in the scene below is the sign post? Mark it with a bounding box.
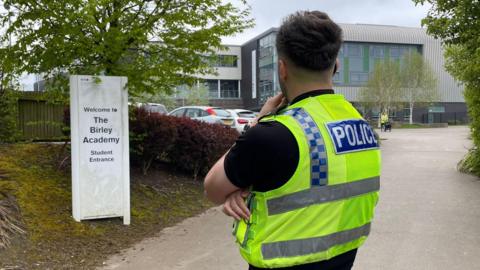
[70,75,130,225]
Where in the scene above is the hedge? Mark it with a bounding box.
[459,86,480,176]
[129,108,239,177]
[130,108,178,175]
[166,116,239,179]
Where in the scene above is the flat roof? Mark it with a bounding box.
[239,23,429,46]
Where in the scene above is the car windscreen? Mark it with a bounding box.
[212,108,231,117]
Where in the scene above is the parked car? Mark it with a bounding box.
[139,103,168,114]
[227,109,257,133]
[168,106,234,127]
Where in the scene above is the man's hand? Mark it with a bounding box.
[251,93,287,127]
[222,189,251,221]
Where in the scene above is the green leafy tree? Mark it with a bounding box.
[413,0,480,175]
[183,84,210,106]
[131,91,178,111]
[0,0,253,99]
[359,59,402,117]
[400,51,439,124]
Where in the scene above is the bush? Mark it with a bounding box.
[130,108,178,175]
[458,147,480,176]
[167,117,238,179]
[463,86,480,176]
[0,89,19,143]
[129,108,238,177]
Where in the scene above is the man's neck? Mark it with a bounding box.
[286,81,334,103]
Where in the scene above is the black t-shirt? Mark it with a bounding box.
[224,90,358,270]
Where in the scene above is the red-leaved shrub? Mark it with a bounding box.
[130,108,178,175]
[129,107,239,177]
[166,117,239,179]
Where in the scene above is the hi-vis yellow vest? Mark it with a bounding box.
[381,113,389,124]
[233,94,381,268]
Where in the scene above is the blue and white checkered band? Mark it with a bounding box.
[282,108,328,186]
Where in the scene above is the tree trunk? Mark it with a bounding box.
[409,102,414,124]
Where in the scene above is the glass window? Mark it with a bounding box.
[203,80,218,98]
[371,46,385,58]
[186,109,201,118]
[220,80,239,98]
[350,58,363,72]
[206,55,238,67]
[199,110,209,117]
[258,32,279,104]
[171,108,186,117]
[338,44,345,56]
[346,44,362,57]
[350,72,369,84]
[403,107,411,121]
[390,46,401,58]
[212,108,231,117]
[259,46,273,58]
[333,57,344,84]
[333,72,342,83]
[216,55,238,67]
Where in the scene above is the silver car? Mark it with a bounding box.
[139,103,168,114]
[227,109,257,133]
[168,106,234,127]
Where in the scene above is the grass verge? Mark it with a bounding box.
[0,143,212,269]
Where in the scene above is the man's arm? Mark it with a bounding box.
[204,154,240,205]
[204,93,287,217]
[204,155,251,220]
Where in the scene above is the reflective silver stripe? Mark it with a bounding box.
[267,177,380,216]
[261,223,371,260]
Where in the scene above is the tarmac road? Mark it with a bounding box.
[101,126,480,270]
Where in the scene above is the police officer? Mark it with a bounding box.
[380,111,389,132]
[204,11,380,270]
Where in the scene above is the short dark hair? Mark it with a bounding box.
[276,11,343,71]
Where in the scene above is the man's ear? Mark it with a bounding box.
[279,59,288,81]
[334,58,340,74]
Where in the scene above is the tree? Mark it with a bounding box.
[413,0,480,175]
[359,59,402,117]
[182,84,210,106]
[400,51,439,124]
[0,0,253,99]
[131,90,178,111]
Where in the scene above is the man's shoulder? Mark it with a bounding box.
[224,118,300,192]
[243,119,294,145]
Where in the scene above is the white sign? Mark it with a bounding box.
[70,75,130,225]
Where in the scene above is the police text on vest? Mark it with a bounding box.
[326,119,378,154]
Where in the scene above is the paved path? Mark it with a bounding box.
[101,126,480,270]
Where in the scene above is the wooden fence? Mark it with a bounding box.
[17,92,66,141]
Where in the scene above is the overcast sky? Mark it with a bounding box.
[222,0,432,45]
